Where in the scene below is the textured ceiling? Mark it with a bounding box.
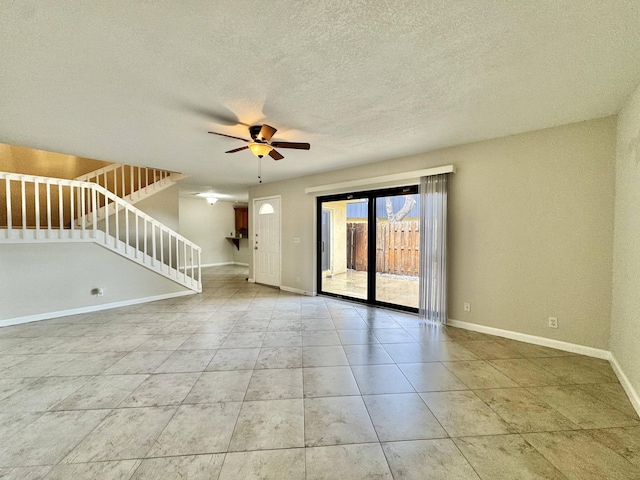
[1,1,640,200]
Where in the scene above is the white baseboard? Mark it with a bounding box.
[447,318,610,360]
[201,262,235,267]
[447,318,639,417]
[279,285,316,296]
[201,262,249,268]
[0,290,196,328]
[609,354,640,418]
[246,281,315,296]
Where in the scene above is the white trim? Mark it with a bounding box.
[200,262,248,268]
[280,285,316,296]
[305,165,455,195]
[247,278,256,283]
[0,290,195,327]
[446,318,610,359]
[201,262,235,267]
[609,354,640,417]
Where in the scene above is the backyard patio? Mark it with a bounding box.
[322,270,419,308]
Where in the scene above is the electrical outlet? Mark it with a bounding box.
[548,317,558,328]
[464,302,471,312]
[296,277,300,283]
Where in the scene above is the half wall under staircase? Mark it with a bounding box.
[1,171,202,294]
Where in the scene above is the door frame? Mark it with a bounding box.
[316,185,419,313]
[252,195,282,287]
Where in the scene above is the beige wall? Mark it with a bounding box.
[0,143,114,228]
[611,82,640,398]
[233,238,250,265]
[179,196,236,266]
[0,242,189,321]
[0,142,111,178]
[135,184,180,232]
[249,117,616,349]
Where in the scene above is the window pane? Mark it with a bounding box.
[259,203,275,215]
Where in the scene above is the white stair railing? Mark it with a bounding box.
[1,171,201,292]
[73,164,186,227]
[75,163,176,199]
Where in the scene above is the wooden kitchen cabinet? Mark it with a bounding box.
[234,207,248,236]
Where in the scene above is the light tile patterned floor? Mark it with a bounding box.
[0,265,639,479]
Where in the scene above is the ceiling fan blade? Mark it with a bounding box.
[270,142,310,150]
[208,131,250,142]
[225,146,249,154]
[269,149,284,160]
[258,124,277,142]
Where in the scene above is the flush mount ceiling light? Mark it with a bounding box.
[194,193,220,205]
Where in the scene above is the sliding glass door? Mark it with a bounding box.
[375,192,420,308]
[319,197,369,300]
[317,186,419,311]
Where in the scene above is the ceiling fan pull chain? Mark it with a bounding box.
[258,157,262,184]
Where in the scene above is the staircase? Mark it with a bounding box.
[73,163,186,226]
[0,171,201,292]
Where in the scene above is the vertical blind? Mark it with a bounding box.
[418,174,449,323]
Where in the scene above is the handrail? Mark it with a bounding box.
[1,171,202,292]
[75,163,172,199]
[74,162,123,181]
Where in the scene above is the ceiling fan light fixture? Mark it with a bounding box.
[248,143,273,158]
[206,197,218,205]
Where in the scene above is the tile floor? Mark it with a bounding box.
[0,265,639,479]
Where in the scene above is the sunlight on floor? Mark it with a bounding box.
[322,270,419,308]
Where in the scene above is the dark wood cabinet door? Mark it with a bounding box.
[234,207,248,233]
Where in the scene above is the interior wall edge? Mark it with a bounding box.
[609,354,640,418]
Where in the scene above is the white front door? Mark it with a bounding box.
[253,196,281,287]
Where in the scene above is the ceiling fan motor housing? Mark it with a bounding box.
[250,125,266,142]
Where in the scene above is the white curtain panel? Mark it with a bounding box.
[418,174,449,323]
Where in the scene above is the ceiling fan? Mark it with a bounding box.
[208,124,310,160]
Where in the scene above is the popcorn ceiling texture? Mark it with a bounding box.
[1,1,640,198]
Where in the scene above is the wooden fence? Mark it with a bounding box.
[347,221,420,276]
